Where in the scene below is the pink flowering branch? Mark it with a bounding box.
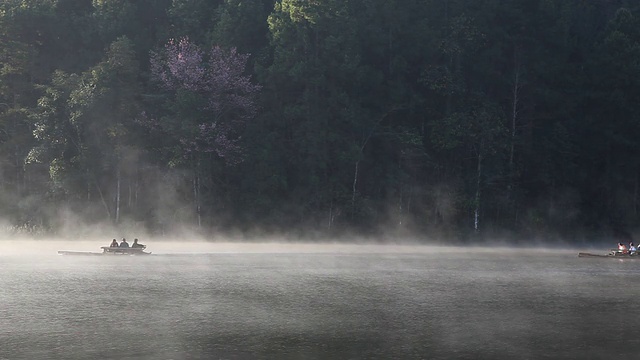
[150,38,260,165]
[151,38,206,91]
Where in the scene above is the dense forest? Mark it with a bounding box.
[1,0,639,242]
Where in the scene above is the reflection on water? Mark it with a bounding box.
[1,246,640,359]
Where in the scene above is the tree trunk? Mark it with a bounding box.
[398,183,403,226]
[328,200,334,230]
[635,169,638,218]
[115,167,121,224]
[508,52,522,228]
[509,61,521,172]
[193,164,201,228]
[474,145,483,233]
[351,109,400,214]
[93,175,111,221]
[15,145,21,195]
[352,160,359,207]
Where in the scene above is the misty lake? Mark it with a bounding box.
[1,242,639,360]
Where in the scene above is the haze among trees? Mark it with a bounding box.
[0,0,639,242]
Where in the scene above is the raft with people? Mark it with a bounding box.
[58,238,151,256]
[578,242,640,259]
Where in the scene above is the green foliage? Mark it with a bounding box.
[1,0,640,239]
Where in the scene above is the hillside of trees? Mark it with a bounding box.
[1,0,640,242]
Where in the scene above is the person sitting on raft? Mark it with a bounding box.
[630,242,637,255]
[119,238,129,248]
[618,242,628,254]
[110,239,119,248]
[131,238,145,248]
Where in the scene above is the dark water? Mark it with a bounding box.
[1,247,640,360]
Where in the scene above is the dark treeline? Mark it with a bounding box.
[0,0,639,242]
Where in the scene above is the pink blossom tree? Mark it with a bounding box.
[148,38,260,228]
[150,38,260,164]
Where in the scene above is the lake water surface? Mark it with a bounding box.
[1,242,639,359]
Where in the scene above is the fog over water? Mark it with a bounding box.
[1,241,639,359]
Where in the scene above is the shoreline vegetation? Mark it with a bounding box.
[0,1,639,243]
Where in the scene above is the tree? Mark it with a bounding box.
[149,37,260,227]
[28,36,143,225]
[211,0,274,53]
[580,7,640,229]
